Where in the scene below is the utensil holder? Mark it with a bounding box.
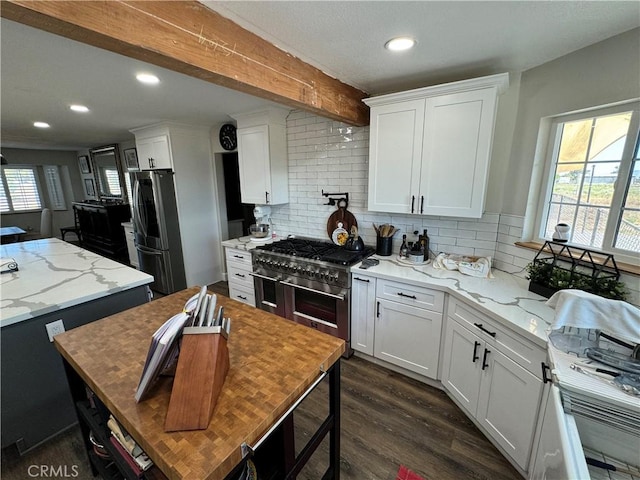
[164,327,229,432]
[376,236,393,256]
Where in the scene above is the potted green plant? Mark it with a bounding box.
[525,245,627,301]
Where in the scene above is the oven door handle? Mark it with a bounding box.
[249,272,281,282]
[280,281,347,301]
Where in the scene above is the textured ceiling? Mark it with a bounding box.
[1,1,639,150]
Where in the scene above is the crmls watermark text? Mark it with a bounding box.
[27,465,79,478]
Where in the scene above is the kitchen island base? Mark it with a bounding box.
[53,288,345,480]
[1,286,150,454]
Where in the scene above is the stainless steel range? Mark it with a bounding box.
[251,237,375,356]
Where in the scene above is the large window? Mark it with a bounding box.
[0,166,43,213]
[0,165,67,213]
[538,102,640,262]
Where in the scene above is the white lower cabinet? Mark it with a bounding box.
[375,299,442,378]
[442,301,544,471]
[350,275,443,379]
[225,247,255,307]
[351,273,377,356]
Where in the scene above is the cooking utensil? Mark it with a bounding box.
[585,347,640,374]
[570,363,620,378]
[586,457,639,475]
[327,205,357,242]
[345,225,365,251]
[249,223,270,238]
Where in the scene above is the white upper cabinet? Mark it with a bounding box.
[365,73,509,218]
[133,134,173,170]
[231,107,290,205]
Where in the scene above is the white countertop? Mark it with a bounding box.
[221,235,282,251]
[351,255,554,347]
[1,238,154,328]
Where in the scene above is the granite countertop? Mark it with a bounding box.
[351,255,554,347]
[1,238,153,328]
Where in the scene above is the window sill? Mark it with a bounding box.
[514,241,640,277]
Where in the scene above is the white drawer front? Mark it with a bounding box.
[448,297,546,376]
[376,278,444,312]
[228,281,255,307]
[225,247,252,266]
[227,261,253,288]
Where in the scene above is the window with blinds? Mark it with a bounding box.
[43,165,67,210]
[1,167,42,212]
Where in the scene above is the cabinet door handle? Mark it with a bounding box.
[397,292,417,299]
[376,301,380,318]
[482,348,490,370]
[354,277,370,283]
[235,273,245,278]
[420,195,424,214]
[265,191,270,204]
[411,195,415,214]
[233,254,245,259]
[237,295,247,300]
[541,362,552,384]
[472,341,481,363]
[474,323,496,337]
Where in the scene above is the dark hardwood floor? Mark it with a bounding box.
[293,356,520,480]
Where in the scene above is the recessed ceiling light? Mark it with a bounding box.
[136,73,160,85]
[33,121,50,129]
[70,104,89,113]
[384,37,416,52]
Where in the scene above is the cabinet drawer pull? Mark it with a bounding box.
[482,348,490,370]
[472,341,481,363]
[234,273,245,278]
[397,292,417,299]
[233,254,245,259]
[354,277,370,283]
[474,323,496,337]
[237,295,247,300]
[411,195,415,214]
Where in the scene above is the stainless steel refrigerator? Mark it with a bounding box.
[131,170,186,294]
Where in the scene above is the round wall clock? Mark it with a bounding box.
[219,123,237,151]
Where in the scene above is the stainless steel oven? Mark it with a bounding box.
[251,237,375,357]
[252,272,285,317]
[284,283,350,340]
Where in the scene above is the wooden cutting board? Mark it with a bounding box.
[327,206,357,243]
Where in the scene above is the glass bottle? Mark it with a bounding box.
[399,234,408,259]
[422,229,430,260]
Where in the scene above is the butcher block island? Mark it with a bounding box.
[53,287,345,480]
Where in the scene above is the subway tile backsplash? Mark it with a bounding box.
[266,110,639,305]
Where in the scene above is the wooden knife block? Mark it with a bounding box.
[164,327,229,432]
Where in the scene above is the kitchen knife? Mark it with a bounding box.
[205,294,217,327]
[191,285,208,326]
[197,295,209,327]
[215,306,224,327]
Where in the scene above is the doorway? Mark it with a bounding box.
[222,152,254,238]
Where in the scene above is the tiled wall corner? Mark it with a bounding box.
[494,214,535,277]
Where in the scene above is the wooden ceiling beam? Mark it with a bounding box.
[1,1,370,126]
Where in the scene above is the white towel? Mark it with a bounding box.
[546,289,640,345]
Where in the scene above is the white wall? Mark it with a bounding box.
[503,27,640,217]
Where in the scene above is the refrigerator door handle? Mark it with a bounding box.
[133,179,147,238]
[136,244,163,256]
